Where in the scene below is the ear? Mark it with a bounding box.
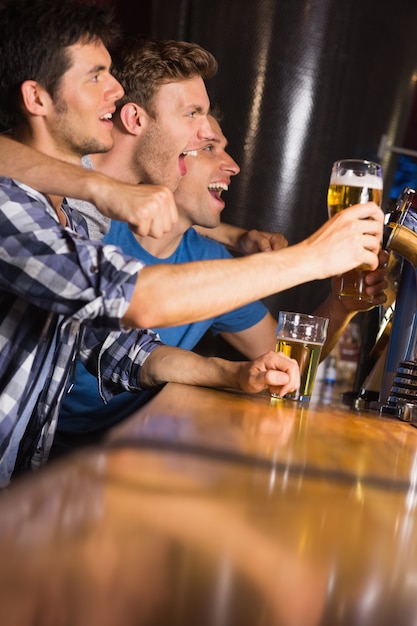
[118,102,148,136]
[20,80,51,117]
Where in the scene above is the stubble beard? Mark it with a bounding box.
[137,124,180,191]
[53,95,113,158]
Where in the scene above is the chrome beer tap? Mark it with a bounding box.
[380,187,417,421]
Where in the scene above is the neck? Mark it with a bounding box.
[14,127,81,216]
[90,151,129,181]
[91,134,141,184]
[15,125,82,167]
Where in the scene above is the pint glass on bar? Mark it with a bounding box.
[327,159,383,302]
[273,311,329,402]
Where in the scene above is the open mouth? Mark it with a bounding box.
[208,182,229,202]
[178,149,198,176]
[100,112,113,126]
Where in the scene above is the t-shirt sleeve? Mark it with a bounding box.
[184,229,270,335]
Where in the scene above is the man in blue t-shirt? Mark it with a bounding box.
[55,114,388,453]
[0,29,386,470]
[55,116,279,449]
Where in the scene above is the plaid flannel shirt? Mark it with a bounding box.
[0,178,162,485]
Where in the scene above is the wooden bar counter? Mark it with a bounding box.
[108,380,417,489]
[2,382,417,625]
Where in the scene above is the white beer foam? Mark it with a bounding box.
[330,171,383,189]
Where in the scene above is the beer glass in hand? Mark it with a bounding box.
[327,159,383,302]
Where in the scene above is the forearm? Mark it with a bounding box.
[0,134,100,200]
[220,313,278,360]
[195,223,288,254]
[124,202,383,329]
[314,293,355,359]
[140,345,242,389]
[194,222,247,250]
[0,135,177,236]
[125,244,321,328]
[140,345,300,397]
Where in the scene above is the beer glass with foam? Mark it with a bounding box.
[327,159,383,302]
[273,311,329,402]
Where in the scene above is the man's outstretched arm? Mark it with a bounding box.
[0,134,178,237]
[195,222,288,253]
[124,202,384,329]
[140,345,300,398]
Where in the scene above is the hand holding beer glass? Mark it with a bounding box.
[327,159,383,302]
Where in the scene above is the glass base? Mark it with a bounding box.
[338,293,374,303]
[271,393,311,403]
[338,269,374,303]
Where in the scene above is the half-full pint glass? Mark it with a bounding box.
[327,159,383,302]
[273,311,329,402]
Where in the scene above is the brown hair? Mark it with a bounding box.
[110,35,218,116]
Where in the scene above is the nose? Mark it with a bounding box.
[107,74,124,104]
[222,152,240,176]
[197,114,214,140]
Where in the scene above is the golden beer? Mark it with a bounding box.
[275,338,323,402]
[327,165,383,301]
[327,182,383,218]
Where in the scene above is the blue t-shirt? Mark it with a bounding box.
[57,223,268,438]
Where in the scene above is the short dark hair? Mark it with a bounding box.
[0,0,120,129]
[110,35,218,116]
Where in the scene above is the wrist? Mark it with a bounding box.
[81,169,111,215]
[288,242,327,282]
[206,357,242,389]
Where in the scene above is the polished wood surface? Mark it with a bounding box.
[107,381,417,488]
[2,383,417,625]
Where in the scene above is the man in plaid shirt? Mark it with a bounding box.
[0,0,383,486]
[0,0,297,486]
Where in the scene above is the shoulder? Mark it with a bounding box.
[0,177,36,199]
[183,228,233,260]
[66,198,110,241]
[0,178,50,216]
